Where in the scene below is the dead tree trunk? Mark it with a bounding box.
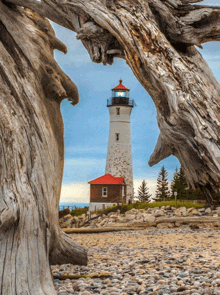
[0,3,87,294]
[1,0,220,292]
[7,0,220,204]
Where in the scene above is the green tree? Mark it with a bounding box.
[171,167,178,195]
[171,166,188,199]
[155,166,170,201]
[137,180,151,202]
[171,166,203,200]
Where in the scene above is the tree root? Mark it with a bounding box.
[49,229,87,265]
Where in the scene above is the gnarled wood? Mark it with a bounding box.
[0,3,87,295]
[7,0,220,204]
[1,0,220,292]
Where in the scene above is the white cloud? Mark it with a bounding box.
[60,183,90,203]
[65,157,105,166]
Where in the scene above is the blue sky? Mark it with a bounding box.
[52,0,220,202]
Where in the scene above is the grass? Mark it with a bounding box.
[102,200,206,214]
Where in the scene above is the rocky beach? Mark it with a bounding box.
[53,206,220,295]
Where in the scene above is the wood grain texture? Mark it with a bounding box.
[1,0,220,292]
[5,0,220,204]
[0,3,87,294]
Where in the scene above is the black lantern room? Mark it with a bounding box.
[107,79,135,107]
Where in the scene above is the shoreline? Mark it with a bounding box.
[52,225,220,295]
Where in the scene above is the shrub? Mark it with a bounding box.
[70,207,88,217]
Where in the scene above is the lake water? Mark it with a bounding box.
[59,202,89,211]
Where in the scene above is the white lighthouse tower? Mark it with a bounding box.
[105,79,135,203]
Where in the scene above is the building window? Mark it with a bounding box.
[116,133,119,141]
[102,187,107,197]
[116,108,120,115]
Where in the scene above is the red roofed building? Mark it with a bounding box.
[88,174,126,211]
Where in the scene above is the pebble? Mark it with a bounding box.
[52,227,220,295]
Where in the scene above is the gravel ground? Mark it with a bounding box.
[52,225,220,295]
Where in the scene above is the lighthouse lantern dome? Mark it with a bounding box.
[108,79,135,107]
[111,79,130,98]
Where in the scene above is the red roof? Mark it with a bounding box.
[88,174,124,184]
[112,79,130,91]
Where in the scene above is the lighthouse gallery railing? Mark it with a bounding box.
[107,97,136,107]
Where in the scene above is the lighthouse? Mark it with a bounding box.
[105,79,135,203]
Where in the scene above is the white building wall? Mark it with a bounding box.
[89,202,117,212]
[105,105,134,202]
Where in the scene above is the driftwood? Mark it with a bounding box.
[63,217,220,233]
[155,216,220,225]
[0,4,87,295]
[63,226,145,234]
[6,0,220,205]
[1,0,220,294]
[53,272,110,280]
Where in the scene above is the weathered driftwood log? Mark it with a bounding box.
[0,3,87,295]
[6,0,220,204]
[53,272,110,280]
[63,226,144,234]
[63,216,220,233]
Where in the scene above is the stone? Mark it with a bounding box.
[177,286,188,291]
[136,214,144,221]
[205,208,212,214]
[125,208,137,216]
[157,223,174,229]
[175,207,187,217]
[154,210,165,217]
[124,214,136,221]
[143,214,156,223]
[187,209,201,217]
[78,214,86,219]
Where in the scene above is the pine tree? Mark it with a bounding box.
[137,180,151,202]
[171,166,187,199]
[155,166,170,201]
[171,167,179,196]
[171,166,203,200]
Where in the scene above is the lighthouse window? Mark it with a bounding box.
[102,187,107,197]
[116,133,120,141]
[116,108,120,115]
